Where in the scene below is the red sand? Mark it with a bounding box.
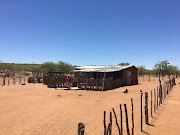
[0,77,179,135]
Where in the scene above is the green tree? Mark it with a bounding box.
[57,61,75,73]
[31,65,42,73]
[118,62,130,66]
[154,60,170,76]
[41,62,58,73]
[167,65,179,75]
[152,68,159,76]
[138,66,146,76]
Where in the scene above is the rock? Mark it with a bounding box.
[78,94,82,96]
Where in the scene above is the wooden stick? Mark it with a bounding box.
[154,88,156,113]
[109,112,112,135]
[8,78,9,85]
[124,104,130,135]
[106,123,111,135]
[151,91,153,118]
[131,98,134,135]
[145,92,149,124]
[77,123,85,135]
[3,77,5,85]
[104,111,106,135]
[120,104,123,135]
[157,86,158,109]
[149,75,150,82]
[112,108,121,135]
[141,92,143,132]
[159,83,161,106]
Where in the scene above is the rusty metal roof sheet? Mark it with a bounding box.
[73,65,135,72]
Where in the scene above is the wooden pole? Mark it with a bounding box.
[160,81,163,104]
[141,91,143,132]
[151,90,153,118]
[3,77,5,86]
[154,88,156,113]
[19,75,21,85]
[102,71,106,91]
[120,104,123,135]
[106,123,111,135]
[157,86,158,109]
[112,108,121,135]
[8,78,9,85]
[109,112,112,135]
[131,98,134,135]
[13,78,15,85]
[145,92,149,124]
[104,111,106,135]
[159,84,161,107]
[77,123,85,135]
[149,75,150,82]
[124,104,130,135]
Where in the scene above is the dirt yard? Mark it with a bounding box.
[0,76,179,135]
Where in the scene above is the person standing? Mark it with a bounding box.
[66,74,71,88]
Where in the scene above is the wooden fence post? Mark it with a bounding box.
[3,77,5,86]
[77,123,85,135]
[149,75,150,82]
[112,108,121,135]
[104,111,106,135]
[157,86,158,109]
[120,104,123,135]
[159,80,162,105]
[106,123,111,135]
[13,78,15,85]
[145,92,149,124]
[166,82,169,95]
[131,98,134,135]
[8,78,10,85]
[151,90,153,118]
[109,112,112,135]
[154,88,156,113]
[19,75,21,85]
[124,104,130,135]
[141,91,143,132]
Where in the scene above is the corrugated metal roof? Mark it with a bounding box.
[74,65,135,72]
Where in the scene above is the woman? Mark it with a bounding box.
[66,74,71,88]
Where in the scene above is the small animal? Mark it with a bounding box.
[124,89,128,93]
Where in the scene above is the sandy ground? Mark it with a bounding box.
[0,76,179,135]
[144,78,180,135]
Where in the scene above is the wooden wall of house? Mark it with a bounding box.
[122,66,138,86]
[75,66,138,90]
[43,72,66,88]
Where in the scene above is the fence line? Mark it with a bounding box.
[77,78,176,135]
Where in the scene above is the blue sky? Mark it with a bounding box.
[0,0,179,69]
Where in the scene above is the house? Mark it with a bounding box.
[73,65,138,90]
